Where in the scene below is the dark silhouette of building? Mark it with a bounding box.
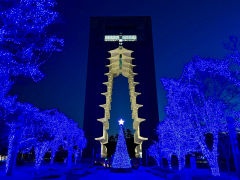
[83,16,159,159]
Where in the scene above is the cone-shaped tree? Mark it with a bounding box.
[112,119,132,169]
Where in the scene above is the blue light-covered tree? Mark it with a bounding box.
[0,0,63,176]
[161,74,228,176]
[5,102,40,176]
[191,98,227,176]
[73,128,87,164]
[163,80,200,170]
[152,120,176,169]
[111,119,132,170]
[31,110,87,170]
[149,117,199,170]
[180,37,240,176]
[64,119,77,168]
[13,108,87,171]
[5,104,52,172]
[148,141,162,167]
[0,0,63,81]
[0,0,63,115]
[0,0,87,176]
[48,110,68,165]
[156,121,175,169]
[71,125,87,165]
[63,118,87,168]
[32,110,56,171]
[0,0,63,91]
[149,79,200,170]
[154,37,240,176]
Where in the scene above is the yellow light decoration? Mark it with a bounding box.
[95,45,147,158]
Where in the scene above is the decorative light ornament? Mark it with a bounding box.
[118,118,124,125]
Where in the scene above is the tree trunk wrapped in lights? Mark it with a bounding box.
[67,145,73,168]
[34,142,50,170]
[6,103,39,176]
[6,125,21,176]
[177,154,186,171]
[50,145,58,165]
[65,120,87,168]
[167,154,172,170]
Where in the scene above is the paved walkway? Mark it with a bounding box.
[0,166,164,180]
[81,168,164,180]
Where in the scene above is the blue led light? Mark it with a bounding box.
[151,45,240,176]
[112,120,132,169]
[0,0,87,176]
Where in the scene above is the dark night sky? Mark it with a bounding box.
[10,0,240,133]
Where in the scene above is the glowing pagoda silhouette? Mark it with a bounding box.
[95,34,148,158]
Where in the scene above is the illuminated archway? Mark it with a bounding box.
[95,44,147,158]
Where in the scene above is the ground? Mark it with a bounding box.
[0,163,164,180]
[80,168,163,180]
[0,163,239,180]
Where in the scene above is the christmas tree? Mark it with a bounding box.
[112,119,132,169]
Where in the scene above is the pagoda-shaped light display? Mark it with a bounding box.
[95,34,147,158]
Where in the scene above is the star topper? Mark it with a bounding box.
[118,118,124,125]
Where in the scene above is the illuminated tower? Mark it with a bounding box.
[83,16,159,160]
[95,35,147,157]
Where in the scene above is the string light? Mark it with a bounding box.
[112,119,132,169]
[154,50,240,176]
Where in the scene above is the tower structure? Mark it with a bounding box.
[95,35,147,157]
[83,16,159,159]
